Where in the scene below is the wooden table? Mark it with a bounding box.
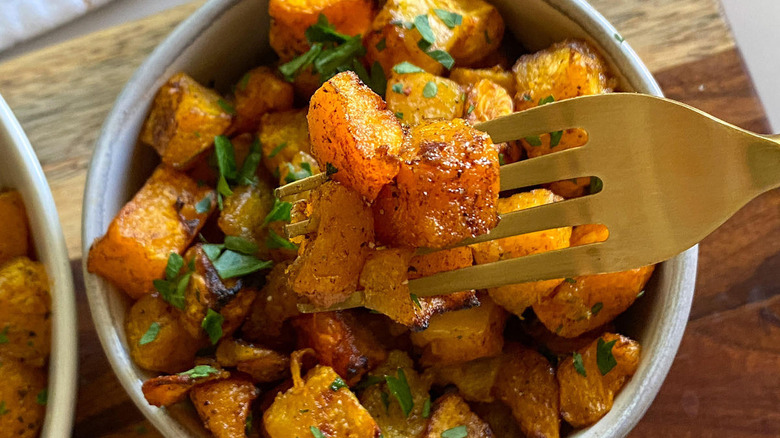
[0,0,778,436]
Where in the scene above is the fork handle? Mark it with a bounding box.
[754,134,780,191]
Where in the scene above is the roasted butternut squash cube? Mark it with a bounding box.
[0,257,50,367]
[140,73,232,169]
[359,248,478,330]
[570,223,609,246]
[0,190,29,265]
[471,190,572,318]
[215,338,290,383]
[471,402,524,438]
[242,261,300,349]
[218,181,276,259]
[449,66,515,96]
[386,72,464,126]
[191,375,259,438]
[423,393,493,438]
[292,310,387,385]
[308,71,404,200]
[428,356,501,403]
[408,246,472,279]
[258,109,311,177]
[373,119,499,248]
[269,0,376,61]
[411,296,506,366]
[533,265,655,338]
[87,165,215,299]
[493,343,560,438]
[178,244,258,341]
[0,354,46,438]
[125,294,204,373]
[230,66,294,134]
[463,79,514,125]
[520,316,614,358]
[359,351,432,438]
[141,366,230,407]
[365,0,504,76]
[264,352,380,438]
[557,333,640,427]
[289,181,374,307]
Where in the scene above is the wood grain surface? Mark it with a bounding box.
[0,0,778,436]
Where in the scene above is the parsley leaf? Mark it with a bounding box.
[597,338,618,375]
[385,368,414,418]
[564,277,576,284]
[165,252,184,280]
[550,130,563,147]
[326,162,339,176]
[573,352,587,377]
[422,81,438,98]
[413,15,436,48]
[0,326,9,344]
[215,135,238,182]
[212,249,273,279]
[263,198,293,226]
[614,32,625,43]
[466,104,475,115]
[154,253,192,309]
[393,62,425,74]
[410,293,422,309]
[329,377,348,391]
[422,397,431,418]
[217,99,235,115]
[433,9,463,28]
[266,229,299,251]
[279,43,323,82]
[202,243,225,262]
[315,36,366,82]
[375,38,387,52]
[591,302,604,316]
[202,309,224,345]
[310,426,326,438]
[426,49,454,69]
[284,162,313,183]
[268,142,288,158]
[525,135,542,147]
[139,322,160,346]
[179,365,220,379]
[305,14,350,44]
[224,236,259,255]
[441,425,468,438]
[538,95,555,105]
[395,112,404,119]
[353,59,387,96]
[237,73,251,91]
[36,388,48,406]
[195,194,213,214]
[237,138,262,185]
[392,83,404,94]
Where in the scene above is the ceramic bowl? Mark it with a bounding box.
[82,0,698,436]
[0,93,78,437]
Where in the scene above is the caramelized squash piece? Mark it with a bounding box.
[258,109,311,177]
[0,354,46,438]
[427,356,501,403]
[230,66,294,134]
[0,190,29,265]
[263,350,381,438]
[0,257,50,367]
[471,190,572,317]
[215,338,289,383]
[141,366,230,407]
[557,333,640,427]
[450,66,515,96]
[374,119,499,248]
[87,165,215,299]
[293,310,387,385]
[408,246,473,279]
[191,375,259,438]
[140,73,232,169]
[289,181,374,307]
[463,79,514,125]
[493,344,560,438]
[423,393,493,438]
[218,179,275,257]
[411,296,506,366]
[241,261,300,349]
[385,72,464,126]
[308,71,404,200]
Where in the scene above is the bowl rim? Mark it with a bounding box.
[81,0,697,436]
[0,93,78,437]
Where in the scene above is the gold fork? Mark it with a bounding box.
[277,93,780,312]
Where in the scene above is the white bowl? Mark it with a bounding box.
[0,93,78,437]
[82,0,698,436]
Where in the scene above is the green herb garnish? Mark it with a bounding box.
[614,32,625,43]
[202,243,225,262]
[36,388,48,406]
[433,9,463,28]
[393,62,425,74]
[224,236,259,255]
[266,229,299,251]
[466,104,475,115]
[441,425,468,438]
[422,397,431,418]
[237,138,262,185]
[153,253,192,309]
[410,293,422,309]
[597,338,618,375]
[330,377,348,391]
[375,38,387,52]
[202,309,224,345]
[179,365,220,379]
[484,30,492,44]
[237,73,251,91]
[637,290,645,298]
[426,49,454,69]
[263,198,293,226]
[352,59,386,96]
[195,194,213,214]
[591,302,603,316]
[268,142,288,158]
[422,81,438,98]
[564,277,576,284]
[392,83,404,94]
[385,368,414,418]
[326,162,339,176]
[310,426,326,438]
[284,162,314,183]
[279,43,323,81]
[356,375,384,390]
[525,136,542,147]
[139,322,160,346]
[217,99,236,115]
[212,249,272,279]
[538,95,555,105]
[413,14,436,50]
[549,130,563,147]
[396,112,404,119]
[573,352,587,377]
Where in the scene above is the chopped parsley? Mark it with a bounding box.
[0,326,8,344]
[380,391,391,412]
[329,377,348,391]
[202,243,225,262]
[524,135,542,147]
[564,277,576,284]
[637,290,645,298]
[279,43,322,81]
[310,425,326,438]
[385,368,414,418]
[422,397,431,418]
[466,104,475,115]
[284,162,314,184]
[215,135,238,200]
[195,194,213,214]
[573,352,587,377]
[237,72,251,91]
[217,99,236,115]
[266,229,299,251]
[165,252,185,280]
[139,322,161,346]
[375,38,387,51]
[614,32,625,43]
[212,249,273,279]
[268,142,288,158]
[263,198,293,226]
[224,235,259,255]
[597,338,618,375]
[393,62,425,74]
[395,112,404,119]
[326,162,339,176]
[591,302,604,316]
[422,81,438,98]
[153,253,193,309]
[179,365,220,379]
[410,293,422,309]
[441,425,468,438]
[392,83,404,94]
[237,138,262,185]
[355,375,384,390]
[202,309,224,345]
[538,95,555,105]
[413,15,436,50]
[426,49,455,69]
[36,388,48,406]
[433,9,463,29]
[549,130,563,147]
[352,59,387,96]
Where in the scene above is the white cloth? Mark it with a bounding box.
[0,0,114,51]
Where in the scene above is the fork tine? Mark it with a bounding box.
[476,97,590,143]
[274,172,328,198]
[499,146,592,191]
[408,242,617,297]
[297,291,365,313]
